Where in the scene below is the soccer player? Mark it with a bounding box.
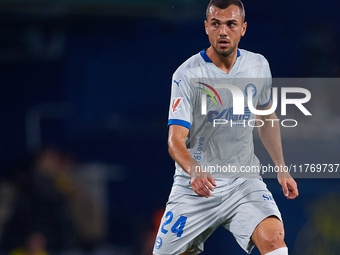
[153,0,299,255]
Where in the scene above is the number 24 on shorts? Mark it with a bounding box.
[161,212,187,237]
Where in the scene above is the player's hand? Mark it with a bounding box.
[277,171,299,199]
[190,170,217,198]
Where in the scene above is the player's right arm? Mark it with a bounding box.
[256,57,298,200]
[168,125,216,198]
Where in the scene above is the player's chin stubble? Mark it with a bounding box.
[213,45,236,58]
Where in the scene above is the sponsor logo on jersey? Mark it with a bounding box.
[172,98,183,113]
[155,236,162,249]
[174,79,182,87]
[193,137,204,161]
[196,82,223,106]
[245,83,257,98]
[207,106,251,125]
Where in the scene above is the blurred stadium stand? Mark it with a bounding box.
[0,0,340,254]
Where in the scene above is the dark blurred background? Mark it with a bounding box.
[0,0,340,254]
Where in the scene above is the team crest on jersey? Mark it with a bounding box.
[245,83,257,98]
[172,97,183,113]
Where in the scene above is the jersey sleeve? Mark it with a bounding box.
[168,70,192,130]
[257,57,272,108]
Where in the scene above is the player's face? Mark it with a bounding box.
[205,5,247,57]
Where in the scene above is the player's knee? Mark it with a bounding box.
[262,229,285,251]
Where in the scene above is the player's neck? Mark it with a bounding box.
[206,47,238,74]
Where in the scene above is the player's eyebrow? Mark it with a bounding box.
[210,18,238,23]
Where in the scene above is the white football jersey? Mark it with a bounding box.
[168,49,272,193]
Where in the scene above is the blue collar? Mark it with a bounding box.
[200,49,241,63]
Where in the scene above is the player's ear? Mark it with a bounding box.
[204,20,209,35]
[241,21,247,37]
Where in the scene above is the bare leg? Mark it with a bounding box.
[251,216,286,255]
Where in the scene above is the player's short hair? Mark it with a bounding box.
[206,0,245,22]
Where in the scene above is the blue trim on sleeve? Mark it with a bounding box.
[257,95,272,108]
[168,119,191,129]
[200,49,241,63]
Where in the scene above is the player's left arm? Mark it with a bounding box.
[256,101,299,199]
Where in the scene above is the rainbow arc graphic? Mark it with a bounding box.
[197,82,222,106]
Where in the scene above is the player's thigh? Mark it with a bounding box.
[221,179,282,253]
[153,191,220,255]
